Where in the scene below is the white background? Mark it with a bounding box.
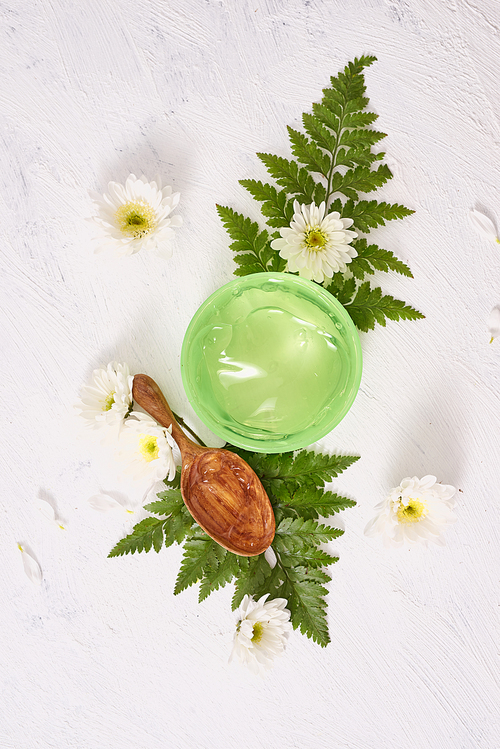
[2,0,499,747]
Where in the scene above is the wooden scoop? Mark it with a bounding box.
[132,374,275,556]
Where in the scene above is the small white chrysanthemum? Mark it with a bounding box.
[270,200,357,283]
[76,362,133,429]
[364,475,457,547]
[230,594,292,674]
[91,174,182,257]
[118,412,176,483]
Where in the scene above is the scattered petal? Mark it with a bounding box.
[488,306,500,343]
[18,544,43,585]
[469,209,500,244]
[88,493,133,513]
[264,546,277,569]
[365,475,456,547]
[37,500,66,530]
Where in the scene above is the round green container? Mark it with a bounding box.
[181,273,362,452]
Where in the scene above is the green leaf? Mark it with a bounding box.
[349,238,413,280]
[146,487,184,517]
[257,153,316,202]
[108,517,166,557]
[342,111,379,129]
[343,199,415,233]
[339,128,386,149]
[231,554,273,610]
[198,548,240,603]
[331,164,392,201]
[239,179,294,229]
[302,112,337,152]
[287,126,331,176]
[278,546,339,569]
[273,517,343,555]
[343,281,425,332]
[163,469,181,489]
[174,532,220,595]
[311,102,341,136]
[324,274,356,306]
[275,450,360,488]
[216,204,275,274]
[280,566,331,646]
[280,485,357,520]
[146,487,194,547]
[224,447,360,511]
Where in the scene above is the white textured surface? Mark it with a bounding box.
[2,1,500,747]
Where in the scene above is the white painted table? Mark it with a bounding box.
[2,1,499,747]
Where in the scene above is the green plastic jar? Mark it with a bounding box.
[181,273,362,452]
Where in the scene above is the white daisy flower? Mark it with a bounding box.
[76,362,133,430]
[118,412,176,483]
[91,174,182,257]
[270,200,357,283]
[230,594,292,674]
[364,475,457,548]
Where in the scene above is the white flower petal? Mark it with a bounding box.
[38,499,56,522]
[264,546,277,568]
[469,209,500,244]
[37,500,65,530]
[88,493,123,512]
[488,306,500,343]
[18,544,43,585]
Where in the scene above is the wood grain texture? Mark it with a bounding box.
[2,0,500,747]
[133,374,275,555]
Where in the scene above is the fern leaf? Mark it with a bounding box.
[281,566,331,646]
[273,517,343,555]
[216,204,274,273]
[108,517,165,558]
[231,554,272,610]
[257,153,316,202]
[174,533,220,595]
[198,549,240,603]
[343,281,425,332]
[239,179,294,228]
[278,546,339,568]
[281,485,357,520]
[302,112,337,152]
[287,126,331,176]
[349,238,413,280]
[343,199,415,233]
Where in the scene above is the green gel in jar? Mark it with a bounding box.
[181,273,362,452]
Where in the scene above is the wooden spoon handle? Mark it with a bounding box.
[132,374,195,453]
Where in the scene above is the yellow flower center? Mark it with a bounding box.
[305,228,327,251]
[138,434,160,462]
[251,622,264,644]
[103,392,115,411]
[115,201,157,239]
[396,497,428,524]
